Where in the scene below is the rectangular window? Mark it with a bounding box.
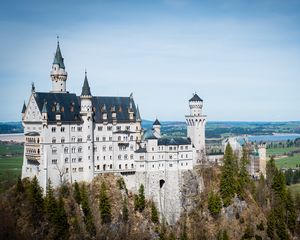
[107,126,112,131]
[52,159,57,164]
[77,127,82,132]
[98,126,103,131]
[78,167,83,172]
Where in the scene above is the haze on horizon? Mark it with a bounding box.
[0,0,299,122]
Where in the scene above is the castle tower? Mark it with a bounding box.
[258,144,266,177]
[185,93,206,160]
[80,71,94,182]
[153,118,161,138]
[50,38,68,92]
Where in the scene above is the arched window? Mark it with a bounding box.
[61,137,65,143]
[52,147,57,154]
[52,137,56,143]
[118,155,122,160]
[64,147,68,154]
[65,157,69,163]
[72,147,76,153]
[78,147,82,153]
[124,154,128,160]
[130,135,133,141]
[118,136,121,141]
[130,154,134,160]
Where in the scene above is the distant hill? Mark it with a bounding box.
[0,122,23,134]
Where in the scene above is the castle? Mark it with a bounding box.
[21,41,206,223]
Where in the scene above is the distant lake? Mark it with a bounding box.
[248,134,300,142]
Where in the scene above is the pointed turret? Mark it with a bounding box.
[136,105,141,121]
[22,101,26,113]
[81,71,92,97]
[153,118,161,126]
[153,118,161,138]
[50,37,68,92]
[42,100,48,125]
[53,41,65,69]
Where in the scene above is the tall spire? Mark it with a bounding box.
[21,101,26,113]
[81,71,92,96]
[136,105,141,121]
[53,36,65,69]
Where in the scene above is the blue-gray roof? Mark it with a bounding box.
[153,119,161,126]
[22,102,26,113]
[33,92,139,124]
[189,93,203,102]
[135,148,147,153]
[53,43,65,69]
[158,137,191,146]
[81,73,92,96]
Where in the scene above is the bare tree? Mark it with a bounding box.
[55,163,67,185]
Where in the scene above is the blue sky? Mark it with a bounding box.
[0,0,300,121]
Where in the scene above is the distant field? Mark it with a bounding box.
[288,183,300,197]
[0,144,23,191]
[267,146,299,156]
[275,154,300,169]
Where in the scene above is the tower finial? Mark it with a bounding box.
[31,82,35,93]
[57,35,59,45]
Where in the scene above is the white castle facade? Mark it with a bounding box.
[21,41,206,223]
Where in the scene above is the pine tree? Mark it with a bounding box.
[122,198,129,222]
[286,189,296,234]
[16,176,24,193]
[237,147,250,198]
[266,157,277,187]
[54,196,69,239]
[44,179,58,223]
[138,184,145,212]
[266,210,275,239]
[99,181,111,224]
[81,184,96,236]
[220,144,237,206]
[74,181,81,204]
[208,191,222,217]
[151,201,159,223]
[28,176,44,225]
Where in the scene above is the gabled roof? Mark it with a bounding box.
[158,137,191,146]
[189,93,203,102]
[81,72,92,96]
[153,118,161,126]
[21,102,26,113]
[53,42,65,69]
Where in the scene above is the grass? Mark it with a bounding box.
[275,154,300,169]
[267,146,299,156]
[0,144,23,191]
[288,183,300,197]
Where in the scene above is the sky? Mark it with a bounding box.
[0,0,300,122]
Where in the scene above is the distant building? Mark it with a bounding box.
[21,40,207,223]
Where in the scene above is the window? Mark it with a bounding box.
[103,156,106,160]
[61,137,65,143]
[117,126,121,131]
[107,126,112,131]
[180,146,183,150]
[152,156,154,160]
[78,137,82,142]
[72,168,76,172]
[131,164,134,168]
[78,157,82,162]
[64,147,68,154]
[94,146,97,152]
[125,164,128,169]
[169,163,173,167]
[130,145,134,151]
[52,159,57,164]
[124,154,128,160]
[109,145,113,151]
[52,137,56,143]
[66,168,69,173]
[119,164,121,169]
[185,146,188,150]
[110,164,112,169]
[169,147,172,150]
[71,127,75,132]
[126,126,130,130]
[65,157,69,163]
[130,136,133,141]
[98,126,103,131]
[51,127,56,132]
[77,127,82,132]
[96,137,99,141]
[103,146,106,151]
[72,147,76,153]
[130,154,134,160]
[169,155,173,159]
[79,167,83,172]
[72,158,76,163]
[52,147,57,155]
[103,164,106,171]
[71,136,76,142]
[61,127,65,132]
[118,155,122,160]
[186,154,188,158]
[102,137,106,141]
[78,147,82,153]
[118,136,121,141]
[97,165,100,170]
[87,135,91,141]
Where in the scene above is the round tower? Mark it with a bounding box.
[185,93,207,160]
[50,38,68,92]
[153,118,161,138]
[80,71,94,182]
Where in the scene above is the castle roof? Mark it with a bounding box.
[158,137,191,146]
[53,42,65,69]
[189,93,203,102]
[33,92,139,124]
[81,72,92,96]
[153,118,161,126]
[21,102,26,113]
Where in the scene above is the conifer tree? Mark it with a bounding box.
[28,176,44,224]
[16,176,24,193]
[151,201,159,223]
[138,184,145,211]
[99,181,111,224]
[44,179,58,223]
[208,191,222,217]
[220,144,237,206]
[55,196,69,239]
[122,198,129,222]
[74,181,81,204]
[81,184,96,235]
[286,189,296,234]
[237,147,250,197]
